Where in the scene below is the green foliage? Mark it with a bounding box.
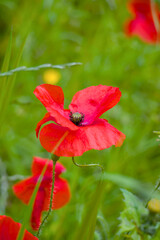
[103,173,156,199]
[119,190,160,240]
[155,0,160,4]
[0,31,12,135]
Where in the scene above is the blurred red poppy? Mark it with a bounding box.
[13,157,71,230]
[0,215,38,240]
[34,84,125,157]
[125,0,160,44]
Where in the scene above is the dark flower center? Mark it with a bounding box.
[70,112,84,126]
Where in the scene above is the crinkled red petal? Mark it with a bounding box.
[0,215,38,240]
[128,0,151,15]
[43,177,71,210]
[125,16,158,44]
[69,85,121,125]
[31,156,52,175]
[31,189,45,230]
[52,178,71,209]
[13,177,35,204]
[38,119,126,157]
[35,113,55,137]
[13,161,67,205]
[32,157,66,177]
[34,84,78,131]
[34,84,64,109]
[126,18,158,44]
[125,0,159,44]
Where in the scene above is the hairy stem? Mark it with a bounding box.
[36,155,59,237]
[72,157,104,172]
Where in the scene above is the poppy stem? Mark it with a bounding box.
[72,157,104,172]
[36,155,59,237]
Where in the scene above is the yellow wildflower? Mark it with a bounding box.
[43,69,61,85]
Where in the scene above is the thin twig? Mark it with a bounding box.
[0,62,82,77]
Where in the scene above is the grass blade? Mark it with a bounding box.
[0,33,27,135]
[72,178,105,240]
[0,31,12,114]
[102,172,160,199]
[0,0,43,135]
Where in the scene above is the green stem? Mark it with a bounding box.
[145,179,160,207]
[36,155,59,237]
[72,157,104,172]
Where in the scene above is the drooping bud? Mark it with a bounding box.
[148,199,160,213]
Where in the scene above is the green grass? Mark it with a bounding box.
[0,0,160,239]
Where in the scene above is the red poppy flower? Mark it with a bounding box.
[13,157,71,231]
[0,215,38,240]
[34,84,125,157]
[125,0,160,44]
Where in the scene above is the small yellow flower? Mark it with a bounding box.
[43,69,61,85]
[148,199,160,213]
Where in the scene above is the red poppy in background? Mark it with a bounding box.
[34,84,125,157]
[13,157,71,231]
[0,215,38,240]
[125,0,160,44]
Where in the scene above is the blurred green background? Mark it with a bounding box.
[0,0,160,239]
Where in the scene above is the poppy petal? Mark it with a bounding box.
[69,85,121,125]
[125,0,159,44]
[32,157,66,177]
[13,177,36,204]
[31,189,45,230]
[128,0,151,15]
[52,178,71,209]
[31,156,52,176]
[34,84,64,109]
[126,17,157,44]
[13,157,71,230]
[43,177,71,210]
[13,177,46,231]
[0,216,38,240]
[35,113,55,137]
[39,119,126,157]
[34,84,78,131]
[54,162,66,176]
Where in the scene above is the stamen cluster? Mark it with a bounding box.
[69,112,84,126]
